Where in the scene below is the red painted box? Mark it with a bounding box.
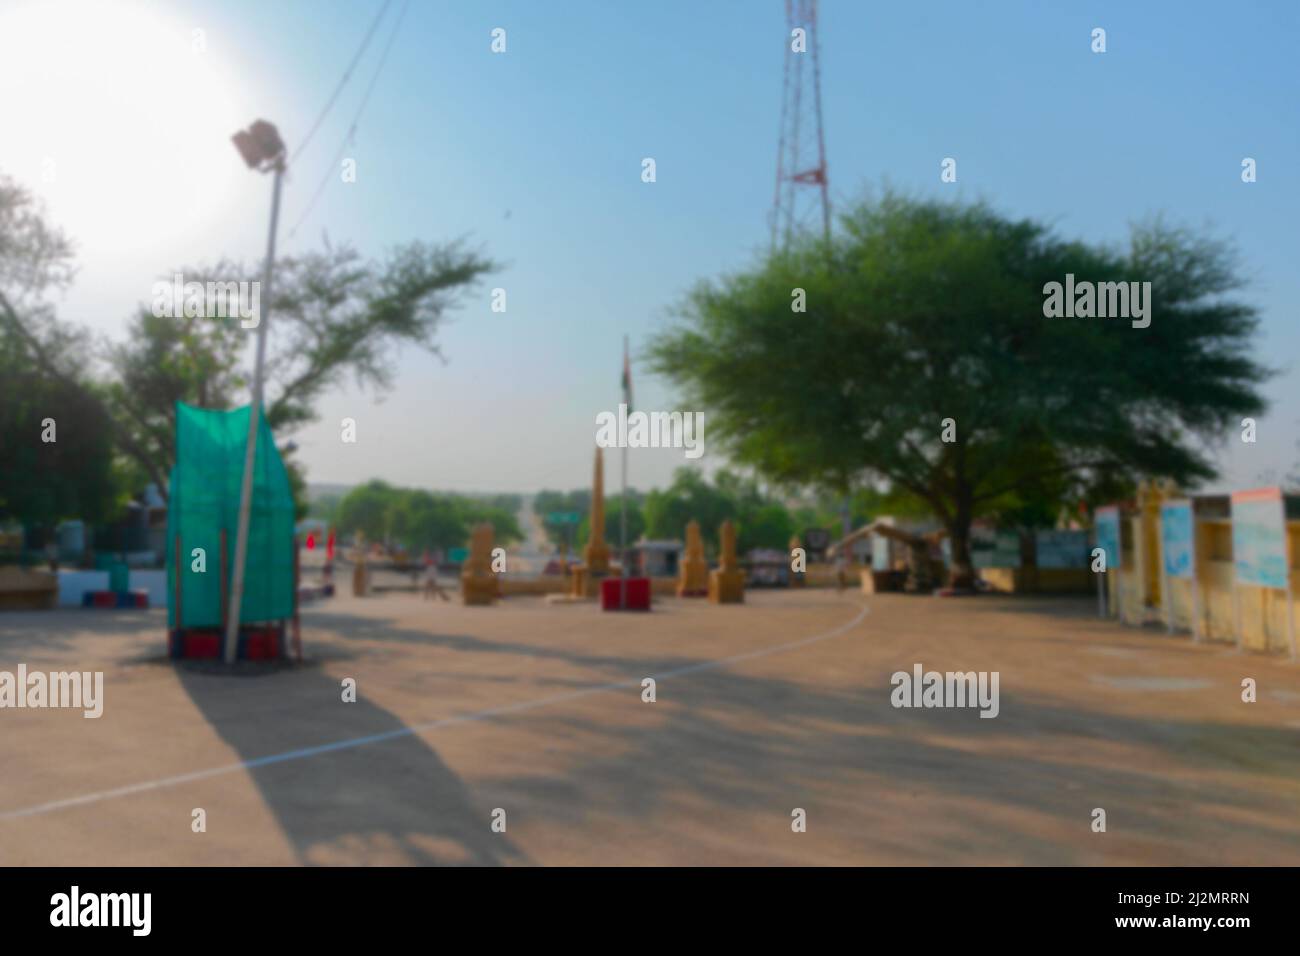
[600,577,651,611]
[242,628,281,660]
[182,630,222,659]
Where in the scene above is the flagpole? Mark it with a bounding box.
[621,335,629,609]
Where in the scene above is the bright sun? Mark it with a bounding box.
[0,0,245,251]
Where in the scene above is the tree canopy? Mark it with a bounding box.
[334,480,522,552]
[0,174,120,533]
[106,239,496,499]
[0,169,496,535]
[648,192,1268,585]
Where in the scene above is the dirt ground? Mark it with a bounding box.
[1,590,1298,866]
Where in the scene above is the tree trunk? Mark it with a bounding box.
[947,510,976,591]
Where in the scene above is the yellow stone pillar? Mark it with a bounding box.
[676,519,709,596]
[584,447,610,573]
[1137,479,1174,612]
[571,446,610,598]
[461,522,499,605]
[708,519,745,604]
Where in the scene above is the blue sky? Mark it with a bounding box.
[3,0,1297,494]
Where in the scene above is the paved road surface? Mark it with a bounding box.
[2,591,1298,865]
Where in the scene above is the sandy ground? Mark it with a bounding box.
[1,590,1298,866]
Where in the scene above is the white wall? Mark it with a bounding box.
[57,570,108,607]
[56,569,167,607]
[131,570,168,607]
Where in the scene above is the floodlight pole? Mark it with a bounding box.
[224,156,285,664]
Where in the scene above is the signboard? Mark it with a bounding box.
[1231,487,1289,590]
[1159,500,1195,580]
[1035,530,1089,569]
[448,546,469,563]
[971,529,1021,568]
[546,512,582,526]
[1094,506,1122,570]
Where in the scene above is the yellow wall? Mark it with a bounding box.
[979,567,1092,594]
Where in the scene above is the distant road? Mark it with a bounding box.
[501,494,554,578]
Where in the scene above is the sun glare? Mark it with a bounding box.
[0,0,245,250]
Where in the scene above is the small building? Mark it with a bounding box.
[630,540,682,577]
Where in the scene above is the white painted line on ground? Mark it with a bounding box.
[0,600,869,822]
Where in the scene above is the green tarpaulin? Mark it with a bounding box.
[166,402,295,629]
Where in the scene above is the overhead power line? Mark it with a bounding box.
[290,0,394,166]
[287,0,413,241]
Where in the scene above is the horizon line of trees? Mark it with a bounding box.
[537,468,936,557]
[322,480,522,554]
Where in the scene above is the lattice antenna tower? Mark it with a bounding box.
[772,0,830,251]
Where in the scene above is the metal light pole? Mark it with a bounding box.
[620,336,630,609]
[224,120,286,664]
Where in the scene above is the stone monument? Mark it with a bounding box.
[461,522,499,605]
[708,519,745,604]
[676,519,709,596]
[570,447,611,598]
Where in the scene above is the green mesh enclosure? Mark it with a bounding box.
[166,402,295,629]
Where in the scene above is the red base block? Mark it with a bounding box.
[242,628,281,660]
[171,627,282,660]
[600,577,652,611]
[181,630,222,659]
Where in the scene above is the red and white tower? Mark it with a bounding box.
[772,0,831,250]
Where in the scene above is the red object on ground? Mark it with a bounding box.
[601,577,651,611]
[183,630,222,659]
[244,628,281,660]
[327,529,335,561]
[306,532,316,550]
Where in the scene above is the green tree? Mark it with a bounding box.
[0,334,120,535]
[308,492,343,525]
[452,497,522,547]
[335,480,397,543]
[535,488,591,547]
[649,192,1267,587]
[0,174,121,536]
[104,240,496,498]
[642,469,734,550]
[740,502,794,552]
[577,492,644,548]
[334,482,522,552]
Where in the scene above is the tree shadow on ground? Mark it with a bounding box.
[176,663,526,866]
[479,665,1300,865]
[185,604,1300,864]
